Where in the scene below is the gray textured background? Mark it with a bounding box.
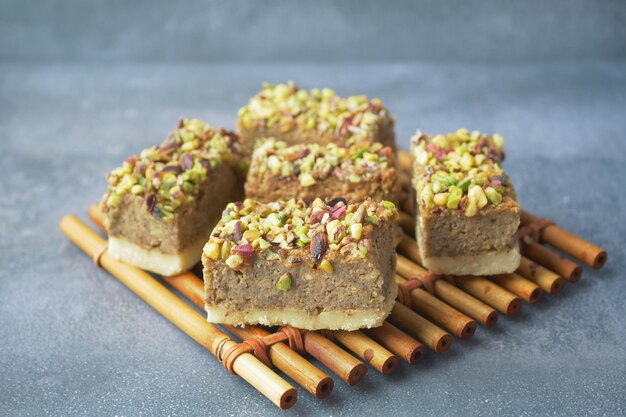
[1,1,626,416]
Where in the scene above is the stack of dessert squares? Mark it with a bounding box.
[100,81,520,331]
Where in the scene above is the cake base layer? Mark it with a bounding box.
[419,240,521,275]
[108,235,207,276]
[206,280,397,331]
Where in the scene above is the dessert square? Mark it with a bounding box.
[202,198,399,330]
[101,119,245,276]
[237,82,396,156]
[410,129,520,275]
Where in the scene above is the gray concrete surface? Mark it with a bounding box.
[1,0,626,63]
[1,61,626,416]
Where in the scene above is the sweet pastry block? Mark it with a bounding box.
[202,198,399,330]
[410,129,520,275]
[245,138,401,204]
[101,119,245,276]
[237,81,396,155]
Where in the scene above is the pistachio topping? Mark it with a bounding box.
[103,119,241,220]
[410,128,509,217]
[251,138,393,186]
[238,81,393,142]
[203,198,398,271]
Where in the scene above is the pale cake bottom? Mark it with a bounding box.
[419,235,521,275]
[205,280,398,331]
[108,235,207,276]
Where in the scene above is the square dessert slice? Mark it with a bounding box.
[410,129,521,275]
[237,81,396,156]
[101,118,245,276]
[202,198,399,331]
[245,138,401,204]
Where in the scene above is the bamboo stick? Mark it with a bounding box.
[396,254,499,327]
[397,236,422,264]
[395,274,477,339]
[517,256,564,295]
[521,239,582,283]
[301,331,367,386]
[433,279,499,328]
[398,149,412,173]
[521,210,607,269]
[333,331,398,375]
[398,211,414,236]
[59,215,297,409]
[364,322,425,365]
[490,273,542,304]
[88,205,367,387]
[401,197,414,217]
[164,272,333,399]
[454,276,522,317]
[389,303,452,353]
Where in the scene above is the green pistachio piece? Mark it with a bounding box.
[485,186,502,206]
[366,215,379,225]
[106,193,121,207]
[203,242,221,260]
[382,200,395,209]
[319,259,333,273]
[447,186,463,209]
[276,273,292,291]
[225,254,244,269]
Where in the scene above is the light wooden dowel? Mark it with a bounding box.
[59,215,297,409]
[521,239,582,282]
[521,210,607,269]
[397,149,412,173]
[398,211,414,236]
[433,280,499,328]
[395,274,477,339]
[302,332,368,386]
[364,322,425,364]
[490,273,542,304]
[165,272,333,399]
[517,256,564,295]
[333,331,398,375]
[389,303,452,353]
[454,276,522,317]
[397,237,422,264]
[396,254,499,327]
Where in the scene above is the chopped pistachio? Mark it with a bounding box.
[206,198,397,270]
[225,254,244,269]
[447,186,463,209]
[382,200,395,209]
[411,129,509,216]
[485,186,503,206]
[106,193,121,208]
[239,82,393,143]
[358,245,368,258]
[350,223,363,240]
[203,242,221,260]
[299,172,317,187]
[366,215,379,225]
[319,259,334,273]
[276,273,292,291]
[433,192,449,206]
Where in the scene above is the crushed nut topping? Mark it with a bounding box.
[238,81,394,142]
[203,198,398,271]
[250,138,394,187]
[410,128,509,217]
[103,118,242,220]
